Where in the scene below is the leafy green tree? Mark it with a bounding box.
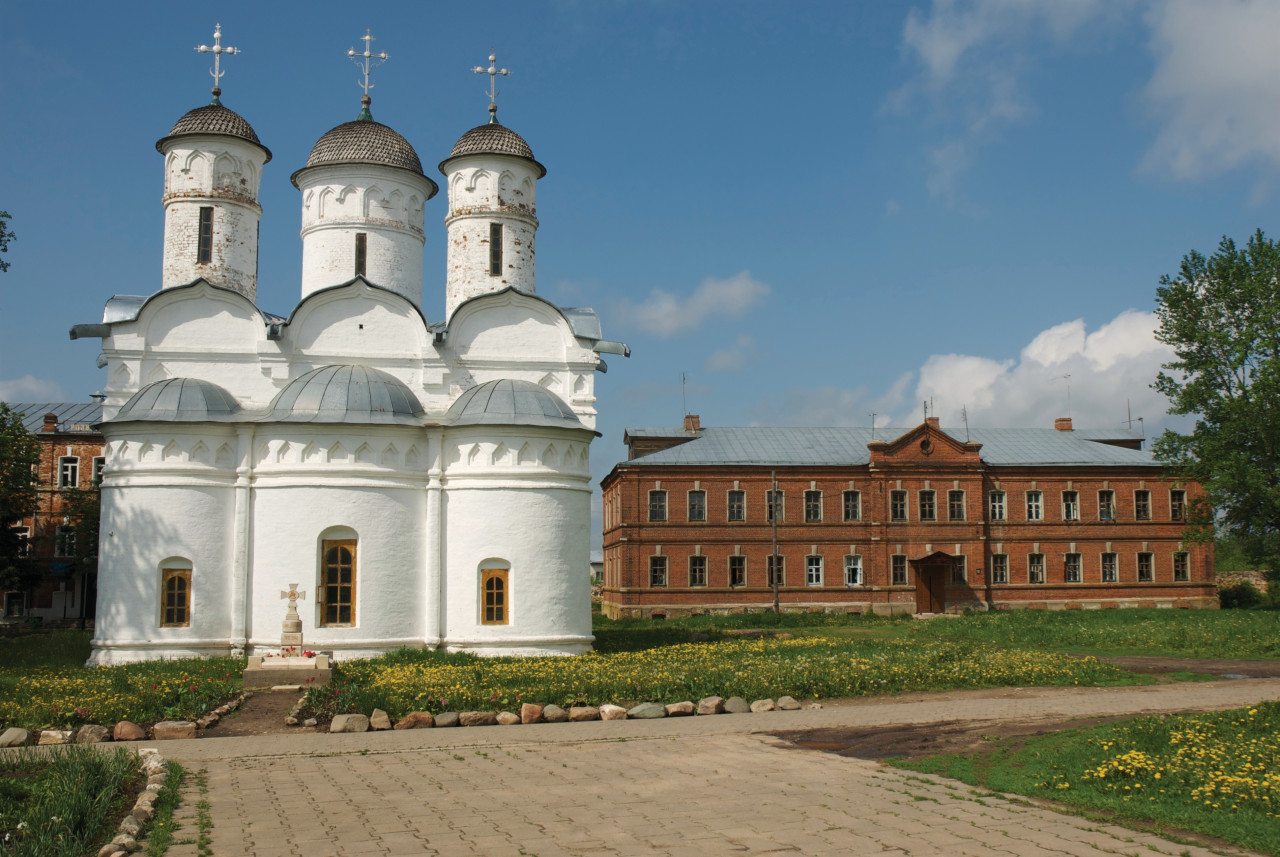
[59,475,100,628]
[1153,229,1280,592]
[0,403,41,592]
[0,210,13,272]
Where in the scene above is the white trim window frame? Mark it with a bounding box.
[843,554,862,586]
[805,555,823,586]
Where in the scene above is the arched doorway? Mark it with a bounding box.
[909,551,955,614]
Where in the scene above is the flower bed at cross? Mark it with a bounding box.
[0,658,244,731]
[308,637,1138,717]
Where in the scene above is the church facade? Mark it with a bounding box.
[601,416,1215,617]
[71,39,626,664]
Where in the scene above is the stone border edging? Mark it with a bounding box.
[94,747,170,857]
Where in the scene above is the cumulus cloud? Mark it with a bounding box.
[614,271,770,338]
[912,309,1173,429]
[1141,0,1280,181]
[705,335,756,372]
[0,375,67,401]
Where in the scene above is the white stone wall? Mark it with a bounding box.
[159,136,266,300]
[443,155,540,317]
[297,164,432,307]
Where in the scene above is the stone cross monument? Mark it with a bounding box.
[280,584,305,656]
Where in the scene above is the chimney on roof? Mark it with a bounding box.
[41,413,59,433]
[1055,417,1073,432]
[925,416,939,430]
[683,414,701,432]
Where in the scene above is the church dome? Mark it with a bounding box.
[263,365,425,425]
[155,102,272,162]
[292,98,434,192]
[440,119,546,178]
[111,378,241,423]
[446,379,585,430]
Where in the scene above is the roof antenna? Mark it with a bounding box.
[681,371,688,417]
[962,404,969,442]
[1056,373,1073,419]
[869,412,876,441]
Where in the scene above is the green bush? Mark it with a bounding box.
[1219,581,1266,609]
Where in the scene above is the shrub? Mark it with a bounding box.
[1219,581,1266,610]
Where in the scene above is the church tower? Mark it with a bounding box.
[156,25,271,301]
[291,32,437,308]
[439,54,546,319]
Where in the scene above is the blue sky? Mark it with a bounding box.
[3,1,1278,529]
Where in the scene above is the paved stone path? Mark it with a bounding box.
[160,678,1280,856]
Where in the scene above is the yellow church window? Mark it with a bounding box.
[321,540,356,626]
[482,567,508,625]
[161,568,191,627]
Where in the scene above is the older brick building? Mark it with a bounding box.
[600,416,1214,618]
[3,403,103,623]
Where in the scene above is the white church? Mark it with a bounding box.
[70,32,626,665]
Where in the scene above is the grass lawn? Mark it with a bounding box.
[893,701,1280,856]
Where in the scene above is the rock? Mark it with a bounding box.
[369,708,392,731]
[98,844,125,857]
[303,718,318,728]
[599,704,628,721]
[569,706,599,722]
[135,791,157,807]
[147,773,168,786]
[723,697,751,714]
[665,701,695,717]
[329,713,369,733]
[627,702,666,719]
[0,727,32,747]
[805,702,823,710]
[520,702,545,724]
[697,696,725,715]
[111,832,138,850]
[776,696,802,710]
[152,720,196,740]
[542,704,569,723]
[393,711,435,730]
[284,716,299,726]
[435,711,460,728]
[119,815,142,835]
[113,721,145,741]
[750,699,777,713]
[132,804,154,824]
[459,711,498,727]
[39,730,73,745]
[496,711,521,725]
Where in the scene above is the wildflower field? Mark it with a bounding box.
[309,636,1137,717]
[898,701,1280,855]
[0,632,243,731]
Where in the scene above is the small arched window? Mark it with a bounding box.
[480,562,510,625]
[319,530,357,627]
[160,558,193,627]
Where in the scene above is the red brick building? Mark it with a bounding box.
[3,403,103,623]
[600,416,1215,618]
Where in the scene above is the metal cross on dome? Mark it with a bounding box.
[473,51,510,112]
[196,24,240,97]
[349,29,389,96]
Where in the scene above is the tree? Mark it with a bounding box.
[59,476,100,628]
[1152,229,1280,591]
[0,211,13,272]
[0,403,41,593]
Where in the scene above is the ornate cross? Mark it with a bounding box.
[195,24,240,98]
[281,583,306,605]
[473,51,510,117]
[348,29,388,97]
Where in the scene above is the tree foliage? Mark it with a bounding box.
[1152,229,1280,586]
[0,210,13,273]
[0,403,41,591]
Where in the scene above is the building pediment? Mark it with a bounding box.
[867,417,982,467]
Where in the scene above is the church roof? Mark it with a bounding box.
[446,379,588,431]
[262,365,425,425]
[621,426,1157,468]
[110,378,241,423]
[440,120,546,178]
[155,102,272,162]
[293,100,434,192]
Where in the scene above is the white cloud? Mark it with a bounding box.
[1141,0,1280,181]
[614,271,770,337]
[705,335,756,372]
[912,309,1174,429]
[0,375,68,401]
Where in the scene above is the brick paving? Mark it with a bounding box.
[159,678,1280,856]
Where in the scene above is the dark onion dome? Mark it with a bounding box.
[110,378,241,423]
[439,110,546,178]
[291,96,437,196]
[446,379,587,431]
[155,93,272,162]
[262,364,425,425]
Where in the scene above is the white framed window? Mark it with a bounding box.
[804,491,822,523]
[727,490,745,522]
[766,490,784,523]
[1028,553,1045,584]
[729,555,746,587]
[843,490,861,521]
[891,491,907,522]
[1173,552,1189,581]
[687,490,706,522]
[649,556,668,587]
[891,555,908,586]
[805,555,823,586]
[11,526,30,558]
[1135,490,1151,521]
[689,555,707,587]
[54,524,76,557]
[988,491,1006,521]
[767,554,785,587]
[92,456,106,483]
[919,490,937,521]
[1098,490,1115,521]
[990,554,1008,584]
[1065,553,1081,583]
[950,555,967,584]
[1026,491,1043,521]
[1170,490,1186,522]
[1101,552,1117,582]
[58,456,79,488]
[1137,552,1154,582]
[843,555,862,586]
[648,490,668,522]
[1062,491,1079,521]
[948,490,965,521]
